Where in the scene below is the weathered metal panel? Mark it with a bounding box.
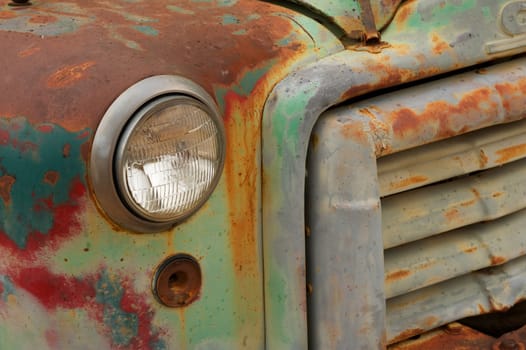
[274,0,403,40]
[304,57,526,348]
[391,320,526,350]
[0,1,343,348]
[378,119,526,197]
[307,115,385,349]
[263,20,526,343]
[387,254,526,344]
[381,125,526,248]
[385,205,526,298]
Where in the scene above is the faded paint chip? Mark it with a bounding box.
[222,14,240,25]
[134,25,159,36]
[166,5,195,15]
[46,62,96,89]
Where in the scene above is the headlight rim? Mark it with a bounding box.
[90,75,225,233]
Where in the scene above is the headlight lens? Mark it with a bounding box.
[116,95,223,222]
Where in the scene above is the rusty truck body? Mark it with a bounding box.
[0,0,525,349]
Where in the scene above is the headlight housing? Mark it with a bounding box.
[90,76,225,232]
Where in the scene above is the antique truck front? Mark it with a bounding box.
[1,0,525,349]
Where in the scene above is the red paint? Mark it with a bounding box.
[0,129,9,145]
[120,279,166,349]
[37,124,54,133]
[12,266,96,310]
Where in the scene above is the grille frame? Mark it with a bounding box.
[306,57,526,347]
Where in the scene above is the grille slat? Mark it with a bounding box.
[378,118,526,197]
[386,254,526,344]
[382,157,526,249]
[385,206,526,299]
[381,119,526,342]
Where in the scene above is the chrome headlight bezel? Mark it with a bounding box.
[90,76,225,232]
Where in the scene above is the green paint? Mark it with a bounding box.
[134,25,159,36]
[481,6,492,20]
[96,270,139,345]
[222,14,239,25]
[408,0,478,28]
[0,118,89,248]
[166,5,195,15]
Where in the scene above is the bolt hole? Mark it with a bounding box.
[168,271,188,290]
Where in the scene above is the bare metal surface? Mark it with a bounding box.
[264,0,526,343]
[305,58,526,348]
[382,146,526,249]
[307,115,385,349]
[386,255,526,344]
[385,205,526,298]
[378,119,526,197]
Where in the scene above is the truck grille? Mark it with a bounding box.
[306,57,526,349]
[380,119,526,344]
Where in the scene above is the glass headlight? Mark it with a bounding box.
[90,76,225,232]
[116,96,222,222]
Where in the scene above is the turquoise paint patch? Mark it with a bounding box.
[235,61,276,96]
[166,5,195,15]
[134,25,159,36]
[0,118,90,248]
[95,271,139,346]
[277,35,293,47]
[213,60,275,112]
[0,276,16,302]
[222,14,239,25]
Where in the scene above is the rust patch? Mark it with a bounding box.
[0,11,16,19]
[445,208,460,222]
[62,143,71,158]
[478,304,486,313]
[479,149,488,167]
[495,80,526,114]
[46,61,96,89]
[386,269,411,282]
[43,171,59,186]
[394,2,413,24]
[496,144,526,164]
[390,87,497,142]
[460,199,476,207]
[464,246,478,253]
[28,15,58,24]
[389,175,428,191]
[18,47,41,58]
[431,33,450,55]
[388,323,495,349]
[388,328,426,345]
[0,175,16,205]
[491,256,506,266]
[492,192,503,198]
